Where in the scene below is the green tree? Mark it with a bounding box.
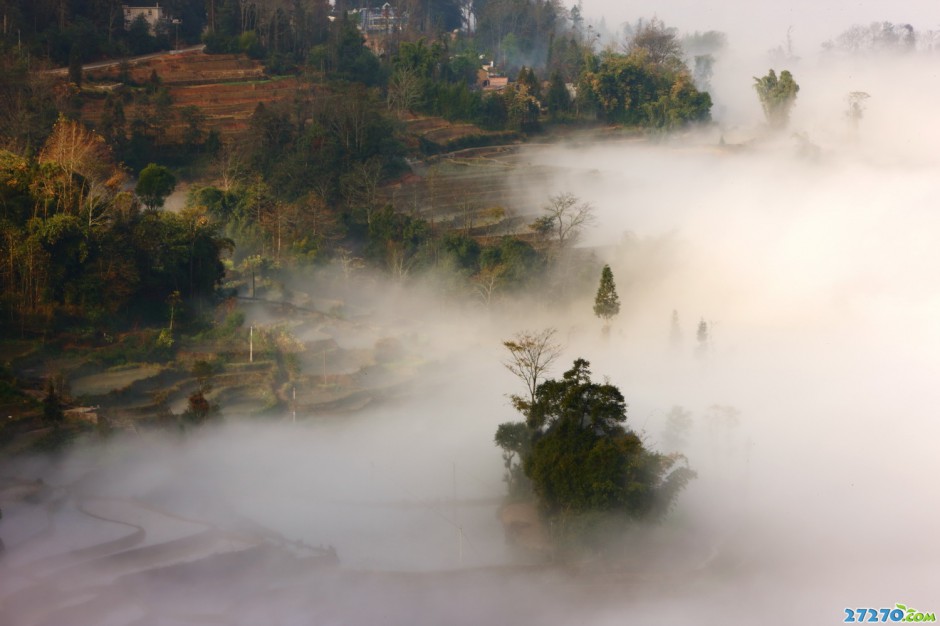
[136,163,177,210]
[545,71,571,120]
[494,421,531,496]
[506,359,695,519]
[753,69,800,129]
[516,66,541,101]
[180,105,206,149]
[593,264,620,324]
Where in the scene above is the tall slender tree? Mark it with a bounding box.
[593,264,620,325]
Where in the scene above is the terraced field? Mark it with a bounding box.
[84,50,265,85]
[383,144,568,240]
[79,51,516,151]
[81,51,305,142]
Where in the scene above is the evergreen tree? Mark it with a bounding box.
[545,71,571,120]
[593,264,621,323]
[516,66,541,101]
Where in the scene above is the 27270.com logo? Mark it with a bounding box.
[845,604,936,623]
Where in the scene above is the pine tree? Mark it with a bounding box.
[593,264,620,323]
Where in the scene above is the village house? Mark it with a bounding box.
[477,63,508,91]
[122,3,166,34]
[358,3,406,33]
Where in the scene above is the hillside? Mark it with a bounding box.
[78,50,515,153]
[81,51,302,142]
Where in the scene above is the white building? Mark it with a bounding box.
[359,3,405,33]
[123,3,166,34]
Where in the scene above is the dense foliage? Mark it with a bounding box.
[753,69,800,130]
[496,359,695,520]
[0,2,717,333]
[0,119,230,334]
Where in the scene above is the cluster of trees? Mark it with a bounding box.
[474,0,562,68]
[753,69,799,130]
[1,5,717,163]
[0,0,206,67]
[573,21,712,128]
[0,118,230,335]
[495,329,695,529]
[382,18,713,132]
[0,49,65,152]
[823,22,917,55]
[95,72,217,171]
[0,0,722,331]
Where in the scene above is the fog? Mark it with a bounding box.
[4,27,940,626]
[581,0,937,58]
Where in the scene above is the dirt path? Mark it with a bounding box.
[45,45,206,75]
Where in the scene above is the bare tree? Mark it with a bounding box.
[625,17,682,66]
[37,117,123,217]
[459,198,478,233]
[387,67,422,115]
[216,142,246,191]
[387,241,414,281]
[341,157,383,225]
[336,246,364,280]
[531,192,595,250]
[502,328,563,415]
[473,264,506,306]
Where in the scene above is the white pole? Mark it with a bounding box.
[453,462,461,566]
[292,386,296,423]
[249,325,253,363]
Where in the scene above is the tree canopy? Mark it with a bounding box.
[753,69,800,129]
[136,164,177,210]
[496,358,695,521]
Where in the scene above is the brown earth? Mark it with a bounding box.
[79,51,513,153]
[81,51,305,142]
